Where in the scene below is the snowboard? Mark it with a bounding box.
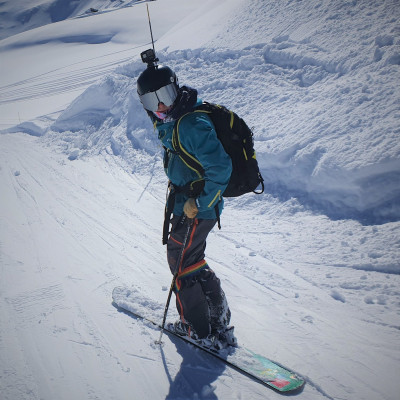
[112,286,305,393]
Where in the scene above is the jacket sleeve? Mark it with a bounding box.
[178,113,232,213]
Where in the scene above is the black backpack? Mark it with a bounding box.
[162,102,264,244]
[172,102,264,197]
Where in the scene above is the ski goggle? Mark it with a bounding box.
[138,83,178,112]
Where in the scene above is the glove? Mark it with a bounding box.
[183,198,198,218]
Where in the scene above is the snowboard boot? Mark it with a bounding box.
[217,326,237,347]
[195,327,237,352]
[168,320,199,340]
[195,334,224,351]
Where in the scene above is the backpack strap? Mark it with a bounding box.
[171,110,222,229]
[172,112,205,179]
[171,105,224,176]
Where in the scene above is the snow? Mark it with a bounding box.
[1,0,400,399]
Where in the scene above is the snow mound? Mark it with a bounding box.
[112,286,165,323]
[45,64,159,164]
[43,35,400,223]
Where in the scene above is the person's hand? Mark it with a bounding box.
[183,198,198,218]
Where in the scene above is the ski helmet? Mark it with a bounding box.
[137,65,179,112]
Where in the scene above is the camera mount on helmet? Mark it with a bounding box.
[141,48,159,67]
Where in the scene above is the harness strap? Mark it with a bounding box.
[163,187,176,245]
[163,182,221,244]
[214,204,221,230]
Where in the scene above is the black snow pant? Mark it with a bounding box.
[167,216,231,338]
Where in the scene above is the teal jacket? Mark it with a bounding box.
[157,99,232,219]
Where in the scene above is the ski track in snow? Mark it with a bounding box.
[1,132,399,400]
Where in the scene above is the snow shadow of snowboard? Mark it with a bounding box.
[112,301,225,399]
[162,332,226,400]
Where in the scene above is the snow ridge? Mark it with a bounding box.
[36,36,400,224]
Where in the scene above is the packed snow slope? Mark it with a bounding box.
[1,1,400,400]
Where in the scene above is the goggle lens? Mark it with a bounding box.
[139,83,178,111]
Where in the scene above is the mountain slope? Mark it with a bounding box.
[1,1,399,399]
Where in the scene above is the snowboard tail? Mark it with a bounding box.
[112,286,305,393]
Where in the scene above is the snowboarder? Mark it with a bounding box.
[137,60,235,346]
